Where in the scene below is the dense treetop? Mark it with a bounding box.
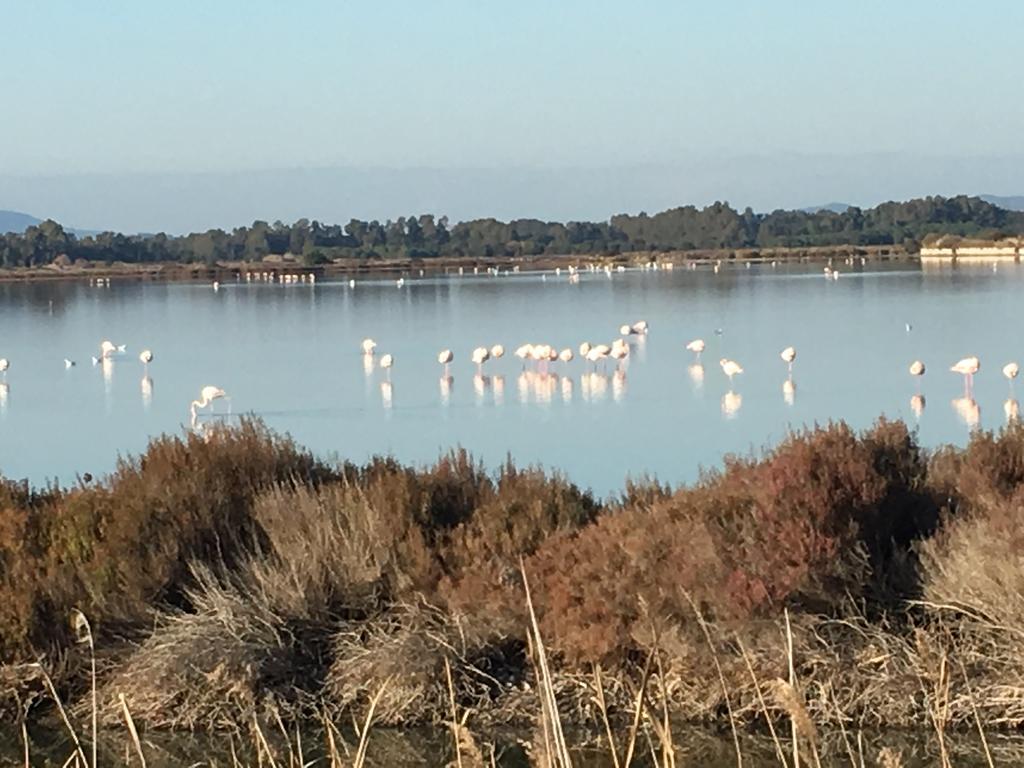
[2,195,1021,268]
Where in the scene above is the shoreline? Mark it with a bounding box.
[0,244,913,284]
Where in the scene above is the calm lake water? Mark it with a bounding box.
[0,261,1019,495]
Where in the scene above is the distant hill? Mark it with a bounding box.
[0,210,42,234]
[801,202,853,214]
[981,195,1024,212]
[0,210,99,236]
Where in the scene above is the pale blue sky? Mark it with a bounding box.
[3,2,1024,229]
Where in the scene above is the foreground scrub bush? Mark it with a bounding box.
[8,417,1024,732]
[0,420,334,659]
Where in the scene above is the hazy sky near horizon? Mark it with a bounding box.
[3,1,1024,229]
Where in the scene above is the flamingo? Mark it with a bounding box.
[631,320,648,334]
[610,340,629,368]
[950,356,980,394]
[490,344,505,360]
[720,358,744,383]
[139,349,154,370]
[686,339,705,361]
[585,345,610,369]
[0,359,8,379]
[379,354,394,378]
[471,346,490,373]
[361,338,377,355]
[558,348,574,366]
[578,341,592,358]
[438,349,453,374]
[189,385,228,422]
[99,340,117,359]
[909,360,926,378]
[780,346,796,373]
[514,344,533,367]
[619,324,634,336]
[1003,362,1019,391]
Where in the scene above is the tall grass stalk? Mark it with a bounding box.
[36,664,89,768]
[591,665,621,768]
[71,610,97,768]
[118,694,147,768]
[684,591,742,768]
[521,561,572,768]
[957,659,995,768]
[736,637,789,768]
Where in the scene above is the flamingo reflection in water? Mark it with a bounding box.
[380,381,393,410]
[783,378,796,406]
[911,394,926,421]
[141,376,153,409]
[612,369,627,402]
[474,374,490,405]
[721,391,743,419]
[1005,398,1020,424]
[951,396,980,429]
[687,363,705,390]
[492,375,505,406]
[439,375,453,406]
[560,375,574,403]
[0,381,8,415]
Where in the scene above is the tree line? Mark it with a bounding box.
[2,194,1020,269]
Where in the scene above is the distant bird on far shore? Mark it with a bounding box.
[64,358,76,369]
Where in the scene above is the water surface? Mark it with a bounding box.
[0,261,1018,495]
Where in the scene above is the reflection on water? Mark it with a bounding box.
[783,378,796,406]
[688,363,705,389]
[439,375,453,406]
[0,382,7,416]
[911,394,926,420]
[721,390,743,419]
[1005,398,1019,424]
[612,369,627,402]
[952,396,980,429]
[3,264,1024,495]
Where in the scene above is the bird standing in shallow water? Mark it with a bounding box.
[780,346,796,374]
[189,385,228,422]
[379,354,394,379]
[437,349,453,375]
[686,339,705,361]
[1003,362,1019,392]
[950,356,980,395]
[720,358,743,383]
